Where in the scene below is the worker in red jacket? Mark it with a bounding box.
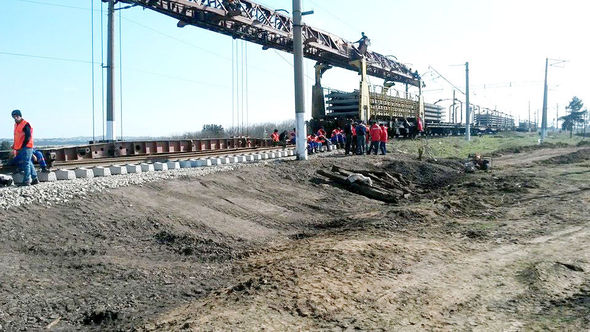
[379,124,388,155]
[271,129,280,146]
[367,121,381,155]
[11,110,38,186]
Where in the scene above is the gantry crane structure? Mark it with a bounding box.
[115,0,422,123]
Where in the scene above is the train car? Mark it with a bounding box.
[310,85,515,137]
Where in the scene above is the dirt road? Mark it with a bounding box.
[1,147,589,330]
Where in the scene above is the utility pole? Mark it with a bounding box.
[465,62,470,141]
[106,0,117,141]
[556,103,559,132]
[292,0,307,160]
[529,100,532,133]
[540,57,548,142]
[452,90,455,123]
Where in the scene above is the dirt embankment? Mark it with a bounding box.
[1,146,589,331]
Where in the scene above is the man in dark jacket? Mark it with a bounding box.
[355,121,367,155]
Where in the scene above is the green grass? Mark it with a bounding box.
[389,132,586,159]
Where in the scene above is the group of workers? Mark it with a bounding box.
[270,121,393,156]
[5,110,48,187]
[343,121,389,156]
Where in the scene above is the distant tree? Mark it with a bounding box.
[0,141,11,150]
[561,97,586,138]
[201,124,225,138]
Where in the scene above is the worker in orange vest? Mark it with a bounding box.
[367,121,381,155]
[271,129,280,146]
[379,124,388,155]
[11,110,38,186]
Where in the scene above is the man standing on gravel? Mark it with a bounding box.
[11,110,38,186]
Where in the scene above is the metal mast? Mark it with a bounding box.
[465,62,470,141]
[541,57,548,143]
[106,0,117,141]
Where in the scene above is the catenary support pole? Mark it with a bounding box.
[452,90,455,123]
[106,0,116,141]
[293,0,308,160]
[541,57,548,143]
[465,62,470,141]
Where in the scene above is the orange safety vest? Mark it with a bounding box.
[13,119,34,150]
[271,132,279,142]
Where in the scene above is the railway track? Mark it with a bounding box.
[0,145,303,182]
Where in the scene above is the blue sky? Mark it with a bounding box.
[1,0,588,138]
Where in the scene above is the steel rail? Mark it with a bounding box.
[0,146,289,173]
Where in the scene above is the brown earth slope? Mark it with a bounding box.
[1,147,589,331]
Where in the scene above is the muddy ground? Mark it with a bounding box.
[1,146,589,331]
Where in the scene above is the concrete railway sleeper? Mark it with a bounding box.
[0,145,340,186]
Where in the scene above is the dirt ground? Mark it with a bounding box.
[1,145,589,331]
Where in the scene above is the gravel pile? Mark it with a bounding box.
[0,147,345,210]
[0,160,279,210]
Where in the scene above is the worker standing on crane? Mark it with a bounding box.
[354,32,371,57]
[11,110,38,186]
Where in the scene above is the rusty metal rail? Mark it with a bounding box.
[0,137,278,172]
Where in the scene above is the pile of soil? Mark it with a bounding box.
[541,148,590,165]
[492,142,571,156]
[383,159,463,189]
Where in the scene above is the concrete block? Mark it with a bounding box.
[194,159,211,167]
[209,158,222,166]
[268,152,276,159]
[287,150,295,156]
[126,164,142,174]
[74,168,94,179]
[237,155,247,163]
[261,153,269,160]
[227,156,238,164]
[140,163,154,172]
[218,157,230,164]
[11,172,24,184]
[38,171,57,182]
[167,161,180,170]
[153,162,168,171]
[179,160,193,168]
[109,165,127,175]
[252,154,262,161]
[92,166,110,177]
[55,169,76,180]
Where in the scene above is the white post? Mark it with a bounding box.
[293,0,307,160]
